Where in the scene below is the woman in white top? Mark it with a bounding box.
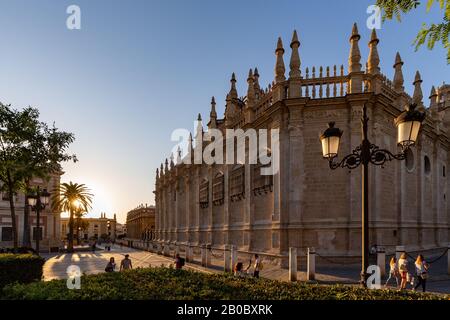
[414,254,429,292]
[385,257,399,288]
[397,253,409,290]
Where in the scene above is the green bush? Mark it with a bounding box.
[0,254,45,289]
[1,267,448,300]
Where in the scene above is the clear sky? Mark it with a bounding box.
[0,0,448,223]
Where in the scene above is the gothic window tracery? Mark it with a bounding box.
[252,162,273,196]
[229,165,245,202]
[212,172,224,206]
[199,179,209,208]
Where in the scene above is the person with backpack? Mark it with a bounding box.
[175,254,185,269]
[414,254,429,292]
[105,257,116,272]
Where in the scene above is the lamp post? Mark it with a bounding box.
[319,103,425,287]
[27,187,51,255]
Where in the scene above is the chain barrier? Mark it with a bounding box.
[315,252,360,265]
[210,249,224,259]
[399,248,449,264]
[426,248,448,264]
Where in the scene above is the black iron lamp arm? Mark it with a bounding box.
[368,144,406,167]
[329,145,362,170]
[329,143,407,170]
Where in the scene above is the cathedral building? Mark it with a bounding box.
[154,24,450,262]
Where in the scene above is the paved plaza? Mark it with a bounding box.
[41,245,450,294]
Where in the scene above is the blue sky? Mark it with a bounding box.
[0,0,448,223]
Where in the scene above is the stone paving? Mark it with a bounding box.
[42,244,450,294]
[42,244,214,281]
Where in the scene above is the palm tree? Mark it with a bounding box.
[52,182,93,252]
[74,207,89,245]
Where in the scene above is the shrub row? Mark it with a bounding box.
[1,267,448,300]
[0,254,45,289]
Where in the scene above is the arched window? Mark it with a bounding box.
[405,148,414,172]
[424,156,431,176]
[253,162,273,196]
[199,179,209,208]
[230,165,245,202]
[212,172,224,206]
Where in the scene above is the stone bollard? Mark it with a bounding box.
[289,247,297,282]
[230,245,237,271]
[206,244,211,266]
[201,245,207,266]
[163,243,170,256]
[175,245,180,258]
[395,245,405,260]
[307,247,316,281]
[157,243,162,255]
[377,247,386,278]
[186,243,193,262]
[224,245,231,272]
[448,244,450,275]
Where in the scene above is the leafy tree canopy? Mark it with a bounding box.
[376,0,450,64]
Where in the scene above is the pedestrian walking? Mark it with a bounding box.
[174,254,185,270]
[398,253,409,290]
[253,254,263,278]
[105,257,116,272]
[120,254,133,271]
[234,262,245,277]
[414,254,429,292]
[385,257,399,288]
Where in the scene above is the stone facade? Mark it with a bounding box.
[154,25,450,260]
[126,204,156,240]
[0,175,61,251]
[60,212,117,241]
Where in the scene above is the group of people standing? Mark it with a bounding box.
[233,254,263,278]
[104,254,133,272]
[385,253,429,292]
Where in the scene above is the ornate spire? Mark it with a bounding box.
[274,37,286,83]
[289,30,301,79]
[253,67,260,92]
[196,113,203,137]
[229,73,238,99]
[188,132,193,150]
[429,85,438,109]
[393,52,404,92]
[247,68,256,105]
[156,168,159,180]
[160,163,164,176]
[348,23,362,73]
[413,70,424,108]
[176,146,182,164]
[209,97,217,128]
[170,153,175,169]
[164,158,169,173]
[367,28,380,75]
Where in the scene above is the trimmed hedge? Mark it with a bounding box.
[1,267,448,300]
[0,254,45,288]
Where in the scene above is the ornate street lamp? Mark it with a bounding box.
[319,103,425,287]
[27,187,51,255]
